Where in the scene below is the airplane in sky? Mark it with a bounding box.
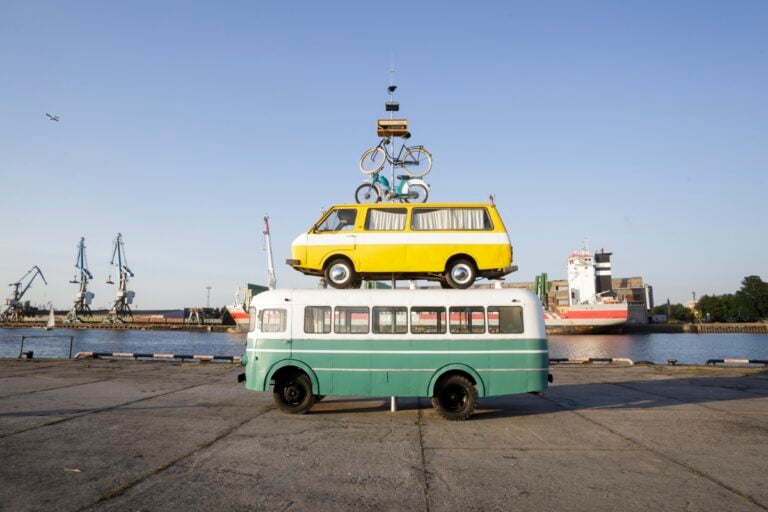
[45,113,60,122]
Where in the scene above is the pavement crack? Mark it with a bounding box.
[78,404,275,511]
[416,398,431,512]
[0,382,205,439]
[542,394,768,511]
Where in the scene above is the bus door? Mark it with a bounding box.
[332,306,371,395]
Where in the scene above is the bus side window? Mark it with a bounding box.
[372,306,408,334]
[260,308,287,333]
[304,306,331,334]
[487,306,524,334]
[410,307,447,334]
[249,307,258,333]
[334,306,370,334]
[449,306,485,334]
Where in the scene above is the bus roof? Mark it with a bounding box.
[250,287,539,308]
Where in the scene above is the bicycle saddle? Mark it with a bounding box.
[397,175,412,180]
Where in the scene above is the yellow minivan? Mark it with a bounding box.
[286,203,516,289]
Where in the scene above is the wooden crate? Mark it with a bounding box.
[377,118,409,138]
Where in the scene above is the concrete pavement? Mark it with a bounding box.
[0,359,766,511]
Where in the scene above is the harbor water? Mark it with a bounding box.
[1,328,766,364]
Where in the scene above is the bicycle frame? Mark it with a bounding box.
[377,138,425,167]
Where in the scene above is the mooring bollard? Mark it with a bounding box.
[390,396,397,412]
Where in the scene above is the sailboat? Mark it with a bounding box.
[45,306,56,330]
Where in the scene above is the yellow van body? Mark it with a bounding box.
[286,203,516,288]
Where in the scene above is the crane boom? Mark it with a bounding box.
[264,215,277,290]
[1,266,48,322]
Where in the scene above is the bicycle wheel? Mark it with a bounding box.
[359,147,386,174]
[355,183,381,204]
[403,183,428,203]
[402,147,432,177]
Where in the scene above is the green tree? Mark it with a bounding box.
[735,275,768,321]
[650,303,693,323]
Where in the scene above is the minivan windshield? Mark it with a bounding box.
[315,208,357,232]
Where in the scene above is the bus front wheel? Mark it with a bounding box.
[273,371,316,414]
[431,374,477,421]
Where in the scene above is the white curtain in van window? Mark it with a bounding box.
[412,208,486,230]
[367,209,406,230]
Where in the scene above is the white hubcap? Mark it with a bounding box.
[330,264,349,283]
[451,264,471,284]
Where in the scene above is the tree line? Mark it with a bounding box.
[651,275,768,323]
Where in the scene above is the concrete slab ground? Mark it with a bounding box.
[0,360,766,511]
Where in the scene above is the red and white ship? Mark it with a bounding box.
[544,244,628,334]
[225,289,250,333]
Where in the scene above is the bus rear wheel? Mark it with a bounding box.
[273,372,316,414]
[431,374,477,421]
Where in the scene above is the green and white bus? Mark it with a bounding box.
[239,288,549,420]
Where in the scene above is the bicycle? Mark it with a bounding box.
[359,137,432,177]
[355,171,429,204]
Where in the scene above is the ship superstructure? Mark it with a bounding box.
[544,243,629,334]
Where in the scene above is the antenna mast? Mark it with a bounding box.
[65,237,95,322]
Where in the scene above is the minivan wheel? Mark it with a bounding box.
[324,258,356,289]
[445,258,476,289]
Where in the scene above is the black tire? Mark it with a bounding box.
[403,183,428,203]
[355,183,381,204]
[401,147,432,177]
[315,395,326,402]
[432,374,477,421]
[273,372,316,414]
[324,258,356,289]
[439,280,452,289]
[445,258,476,289]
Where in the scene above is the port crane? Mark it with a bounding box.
[264,215,277,290]
[65,237,95,322]
[1,266,48,322]
[104,233,135,323]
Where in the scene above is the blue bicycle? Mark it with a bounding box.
[355,171,429,203]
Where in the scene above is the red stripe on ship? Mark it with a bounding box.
[230,311,249,320]
[563,310,628,319]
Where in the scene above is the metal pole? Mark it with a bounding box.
[19,336,25,358]
[69,336,74,359]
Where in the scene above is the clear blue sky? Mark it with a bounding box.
[1,1,766,309]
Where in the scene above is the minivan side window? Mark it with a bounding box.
[365,208,406,231]
[487,306,524,334]
[411,208,491,230]
[316,208,357,232]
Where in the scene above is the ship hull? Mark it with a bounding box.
[225,305,250,333]
[545,303,628,335]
